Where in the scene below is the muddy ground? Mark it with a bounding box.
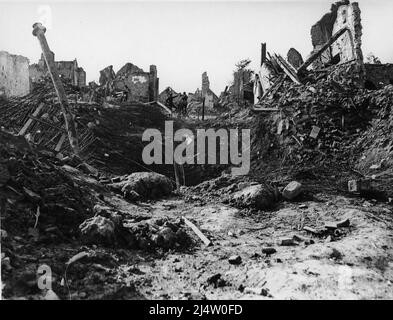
[2,167,393,300]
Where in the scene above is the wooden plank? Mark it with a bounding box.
[153,101,173,115]
[55,133,67,152]
[182,217,212,246]
[18,103,44,136]
[274,54,301,84]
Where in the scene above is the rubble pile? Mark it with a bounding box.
[353,85,393,195]
[251,74,378,177]
[0,130,95,238]
[80,204,194,250]
[0,80,175,176]
[122,216,193,251]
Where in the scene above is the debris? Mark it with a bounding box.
[79,216,116,245]
[66,251,90,265]
[0,229,7,239]
[279,237,297,246]
[282,181,302,200]
[298,27,349,74]
[43,289,60,300]
[228,255,242,265]
[207,274,227,288]
[23,187,41,202]
[244,287,269,296]
[348,179,372,193]
[310,126,321,139]
[0,162,10,187]
[124,217,192,250]
[110,172,174,200]
[230,184,276,210]
[324,222,338,230]
[337,218,350,228]
[182,216,212,246]
[262,247,277,255]
[1,255,12,271]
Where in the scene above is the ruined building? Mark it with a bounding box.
[200,72,218,108]
[0,51,30,97]
[255,0,393,100]
[310,0,363,68]
[108,63,159,103]
[29,52,86,87]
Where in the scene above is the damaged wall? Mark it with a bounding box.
[112,63,159,103]
[200,72,218,108]
[310,1,362,68]
[0,51,30,97]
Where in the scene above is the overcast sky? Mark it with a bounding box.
[1,0,392,94]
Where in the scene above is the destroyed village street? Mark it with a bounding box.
[1,159,393,300]
[2,0,393,301]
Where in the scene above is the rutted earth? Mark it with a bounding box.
[2,167,393,300]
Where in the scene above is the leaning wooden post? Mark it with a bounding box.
[32,23,80,156]
[201,97,205,121]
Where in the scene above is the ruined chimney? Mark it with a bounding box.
[261,43,267,66]
[201,72,210,97]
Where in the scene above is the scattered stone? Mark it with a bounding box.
[1,256,12,271]
[43,289,60,300]
[207,273,227,288]
[79,216,116,245]
[244,287,269,296]
[292,234,314,244]
[0,229,7,239]
[348,179,371,193]
[228,255,242,265]
[155,227,176,249]
[279,237,297,246]
[324,222,337,230]
[282,181,302,200]
[329,248,343,260]
[230,184,275,210]
[336,218,350,228]
[262,247,277,255]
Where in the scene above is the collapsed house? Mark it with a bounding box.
[255,0,392,104]
[199,72,219,108]
[0,51,30,97]
[29,52,86,87]
[98,63,159,103]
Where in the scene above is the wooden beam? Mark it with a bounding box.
[297,27,349,74]
[274,54,301,84]
[55,133,67,152]
[18,103,44,136]
[182,217,212,246]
